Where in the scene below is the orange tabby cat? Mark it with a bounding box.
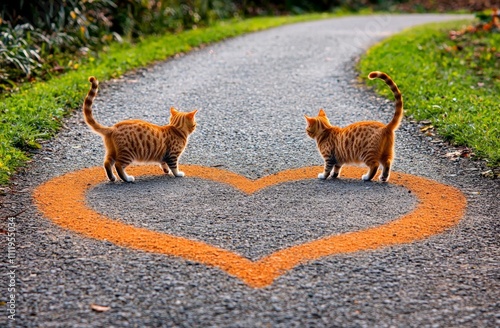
[305,71,403,182]
[83,76,197,182]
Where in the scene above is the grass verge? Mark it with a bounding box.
[358,20,499,167]
[0,12,355,185]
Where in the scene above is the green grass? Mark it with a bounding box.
[0,12,359,185]
[359,20,500,166]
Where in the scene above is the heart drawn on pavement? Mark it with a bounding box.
[34,165,466,288]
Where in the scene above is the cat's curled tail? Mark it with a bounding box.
[368,71,403,132]
[83,76,112,136]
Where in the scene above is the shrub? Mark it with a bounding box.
[0,0,116,89]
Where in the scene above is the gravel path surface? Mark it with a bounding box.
[2,14,499,327]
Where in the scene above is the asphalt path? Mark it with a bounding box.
[2,14,499,327]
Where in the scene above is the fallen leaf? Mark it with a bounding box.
[460,150,475,158]
[446,147,475,160]
[90,304,110,312]
[481,170,492,177]
[445,151,462,159]
[420,125,434,132]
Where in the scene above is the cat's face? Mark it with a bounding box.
[170,107,198,134]
[305,109,331,138]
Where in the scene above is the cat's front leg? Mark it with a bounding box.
[160,162,172,175]
[162,153,185,177]
[319,154,337,180]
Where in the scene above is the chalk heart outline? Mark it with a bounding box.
[34,165,466,288]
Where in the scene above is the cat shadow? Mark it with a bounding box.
[96,172,399,194]
[318,175,395,190]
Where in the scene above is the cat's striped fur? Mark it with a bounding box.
[305,71,403,182]
[83,76,197,182]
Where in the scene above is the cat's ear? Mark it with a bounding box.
[318,108,326,117]
[304,115,315,126]
[170,107,179,116]
[186,109,198,120]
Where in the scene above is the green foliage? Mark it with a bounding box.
[0,0,116,88]
[240,0,385,15]
[109,0,239,38]
[358,20,500,166]
[0,23,41,81]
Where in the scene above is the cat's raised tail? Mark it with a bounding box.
[368,71,403,132]
[83,76,112,136]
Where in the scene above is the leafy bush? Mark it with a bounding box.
[0,0,116,89]
[0,23,41,83]
[109,0,239,38]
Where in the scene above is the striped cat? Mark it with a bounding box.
[305,71,403,182]
[83,76,197,182]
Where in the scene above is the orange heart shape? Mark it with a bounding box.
[34,165,466,288]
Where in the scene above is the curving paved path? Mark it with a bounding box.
[2,14,499,327]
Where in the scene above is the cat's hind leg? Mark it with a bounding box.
[115,160,135,182]
[362,162,379,181]
[331,165,343,178]
[379,160,392,182]
[104,156,116,182]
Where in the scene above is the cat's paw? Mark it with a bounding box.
[379,176,389,183]
[362,174,372,181]
[318,173,327,180]
[174,171,185,177]
[126,176,135,183]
